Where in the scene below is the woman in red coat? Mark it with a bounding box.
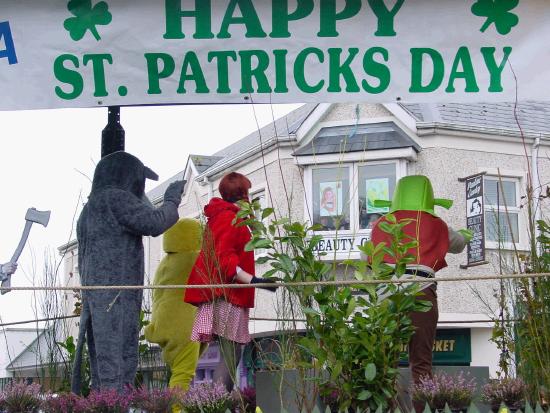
[185,172,276,391]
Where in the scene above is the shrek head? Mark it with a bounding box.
[374,175,453,217]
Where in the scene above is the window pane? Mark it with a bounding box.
[484,179,517,207]
[358,164,396,229]
[486,211,519,243]
[312,167,350,230]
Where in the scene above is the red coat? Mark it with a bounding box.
[185,198,255,308]
[371,210,450,272]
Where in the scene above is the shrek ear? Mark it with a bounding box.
[434,198,453,209]
[373,200,392,208]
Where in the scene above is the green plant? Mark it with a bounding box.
[236,201,431,411]
[513,219,550,404]
[58,335,92,396]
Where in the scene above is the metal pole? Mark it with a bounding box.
[101,106,125,158]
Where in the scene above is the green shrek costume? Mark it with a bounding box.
[371,175,472,407]
[145,218,206,392]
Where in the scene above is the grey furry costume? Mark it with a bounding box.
[71,151,185,393]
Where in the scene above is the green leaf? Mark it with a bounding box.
[357,389,372,400]
[364,363,377,381]
[261,207,274,220]
[245,238,272,251]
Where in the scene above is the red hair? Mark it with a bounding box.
[219,172,252,203]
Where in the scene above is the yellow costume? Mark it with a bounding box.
[145,218,205,391]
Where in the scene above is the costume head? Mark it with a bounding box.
[91,151,159,199]
[374,175,452,217]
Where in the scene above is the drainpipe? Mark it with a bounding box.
[531,135,542,252]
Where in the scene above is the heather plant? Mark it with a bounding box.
[181,381,234,413]
[79,388,132,413]
[482,377,527,411]
[41,391,84,413]
[131,385,183,413]
[0,381,42,413]
[236,201,431,411]
[411,371,477,411]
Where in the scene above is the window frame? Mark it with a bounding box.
[304,158,406,237]
[483,175,524,250]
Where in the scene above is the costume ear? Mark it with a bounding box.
[373,200,392,208]
[144,167,159,181]
[434,198,453,209]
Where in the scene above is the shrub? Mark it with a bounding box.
[131,386,183,413]
[1,381,42,413]
[41,392,84,413]
[181,381,234,413]
[78,388,132,413]
[482,377,527,410]
[412,371,477,410]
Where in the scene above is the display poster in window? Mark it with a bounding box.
[366,178,390,214]
[464,173,486,266]
[319,181,342,217]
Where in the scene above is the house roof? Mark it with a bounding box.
[401,102,550,134]
[293,121,421,156]
[211,103,318,160]
[190,155,223,174]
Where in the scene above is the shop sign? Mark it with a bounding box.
[460,172,488,267]
[2,1,550,110]
[312,233,369,255]
[400,328,472,366]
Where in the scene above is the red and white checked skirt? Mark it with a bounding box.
[191,300,250,344]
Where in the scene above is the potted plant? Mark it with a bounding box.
[411,371,477,412]
[0,381,42,413]
[181,381,234,413]
[482,377,527,411]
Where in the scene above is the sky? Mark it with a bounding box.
[0,103,301,325]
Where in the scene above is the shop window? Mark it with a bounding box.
[484,178,521,246]
[358,163,396,229]
[312,167,350,231]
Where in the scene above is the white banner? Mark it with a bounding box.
[1,0,549,110]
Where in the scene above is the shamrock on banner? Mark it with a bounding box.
[63,0,112,41]
[471,0,520,35]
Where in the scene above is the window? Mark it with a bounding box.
[358,163,396,229]
[311,161,400,232]
[312,167,351,231]
[484,177,521,246]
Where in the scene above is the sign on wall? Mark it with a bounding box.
[1,0,550,111]
[461,172,487,267]
[400,328,472,366]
